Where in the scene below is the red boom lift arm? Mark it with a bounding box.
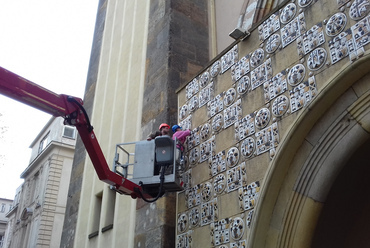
[0,66,143,199]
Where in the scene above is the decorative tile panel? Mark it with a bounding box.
[207,92,224,118]
[179,115,192,131]
[281,13,306,48]
[224,99,242,128]
[210,60,221,78]
[263,70,288,103]
[272,95,289,117]
[235,113,255,141]
[231,55,250,82]
[188,127,200,150]
[200,123,212,142]
[212,113,224,133]
[224,88,237,106]
[289,76,318,113]
[211,218,231,246]
[280,3,297,24]
[237,75,251,96]
[329,29,356,64]
[251,58,273,90]
[213,173,226,194]
[199,70,210,88]
[296,22,325,58]
[240,137,255,158]
[221,45,238,74]
[351,15,370,50]
[230,217,245,240]
[287,64,306,86]
[307,47,327,71]
[255,108,271,130]
[231,240,247,248]
[246,210,254,228]
[182,169,192,189]
[227,162,247,192]
[199,82,214,108]
[189,147,200,165]
[238,181,260,211]
[226,147,240,168]
[199,136,215,163]
[186,78,199,100]
[186,184,202,209]
[201,198,218,226]
[349,0,370,20]
[265,33,281,54]
[176,230,193,248]
[201,181,213,203]
[250,48,265,68]
[258,12,280,42]
[178,212,189,233]
[188,95,199,112]
[298,0,313,8]
[326,12,347,37]
[255,122,279,155]
[211,150,227,177]
[189,207,200,228]
[179,104,188,121]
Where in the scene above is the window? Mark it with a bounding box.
[0,204,5,213]
[63,126,76,139]
[38,133,49,154]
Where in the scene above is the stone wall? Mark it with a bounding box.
[175,0,370,247]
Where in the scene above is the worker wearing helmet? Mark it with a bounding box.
[147,123,171,141]
[172,124,191,151]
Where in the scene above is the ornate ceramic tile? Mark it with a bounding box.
[189,147,199,165]
[211,150,227,177]
[290,76,318,113]
[287,64,306,86]
[188,95,199,112]
[231,55,250,82]
[186,78,199,100]
[207,92,224,118]
[201,181,213,203]
[349,0,370,20]
[237,75,251,95]
[255,122,279,155]
[265,33,281,54]
[326,13,347,37]
[178,212,189,233]
[182,169,192,189]
[201,198,218,226]
[186,184,202,209]
[224,88,237,106]
[179,115,192,131]
[272,95,289,117]
[307,47,327,71]
[235,113,255,141]
[329,29,356,64]
[281,13,306,48]
[176,230,193,248]
[179,104,188,121]
[200,123,212,142]
[280,3,297,24]
[240,137,255,160]
[211,218,231,246]
[199,70,210,88]
[231,240,247,248]
[199,136,215,163]
[298,0,313,8]
[189,207,200,228]
[227,162,247,192]
[221,45,239,74]
[199,82,214,108]
[246,210,254,228]
[255,108,271,130]
[188,127,200,150]
[296,22,325,58]
[258,12,280,42]
[212,113,224,133]
[210,60,221,78]
[213,173,226,194]
[238,181,260,211]
[250,48,265,68]
[230,217,245,240]
[224,99,242,128]
[226,147,240,168]
[351,15,370,50]
[251,58,273,90]
[263,70,288,103]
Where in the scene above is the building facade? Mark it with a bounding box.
[0,198,13,248]
[61,0,370,247]
[5,117,76,248]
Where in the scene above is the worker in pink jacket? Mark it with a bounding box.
[172,125,191,151]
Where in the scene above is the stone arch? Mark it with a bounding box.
[249,54,370,247]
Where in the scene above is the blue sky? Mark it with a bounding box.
[0,0,98,199]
